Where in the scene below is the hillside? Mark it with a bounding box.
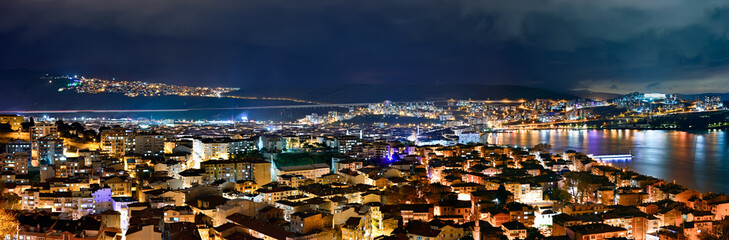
[0,69,302,111]
[677,93,729,101]
[0,69,579,110]
[565,90,622,101]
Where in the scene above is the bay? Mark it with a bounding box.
[490,129,729,194]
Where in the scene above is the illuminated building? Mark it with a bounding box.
[77,149,99,167]
[100,128,134,158]
[0,114,23,131]
[334,135,361,156]
[501,221,528,240]
[290,212,324,234]
[201,138,231,160]
[332,158,363,172]
[236,180,258,193]
[228,137,258,155]
[274,163,330,180]
[1,152,29,174]
[643,93,667,100]
[53,157,93,178]
[30,123,58,165]
[201,159,271,185]
[259,135,284,152]
[256,184,299,204]
[31,123,58,140]
[37,136,64,165]
[565,223,628,240]
[133,133,165,157]
[103,176,133,197]
[6,139,30,154]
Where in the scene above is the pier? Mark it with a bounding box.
[589,154,633,161]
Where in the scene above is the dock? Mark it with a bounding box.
[589,154,633,161]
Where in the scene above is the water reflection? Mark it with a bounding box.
[493,130,729,194]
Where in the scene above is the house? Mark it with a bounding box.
[227,213,296,240]
[553,213,582,236]
[17,214,105,240]
[290,212,324,234]
[486,209,510,227]
[126,224,161,240]
[103,176,133,197]
[434,200,472,223]
[566,223,628,240]
[501,221,527,240]
[504,202,535,227]
[163,206,195,223]
[256,184,299,205]
[275,163,330,180]
[188,195,228,219]
[400,204,434,224]
[342,217,367,240]
[404,221,441,240]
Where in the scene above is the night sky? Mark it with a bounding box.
[2,0,729,94]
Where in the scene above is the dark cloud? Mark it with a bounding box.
[646,82,662,91]
[1,0,729,93]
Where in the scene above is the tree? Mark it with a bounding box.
[0,208,19,237]
[21,117,34,131]
[562,172,608,203]
[70,122,84,133]
[533,143,551,153]
[525,227,545,240]
[495,185,511,206]
[549,188,572,206]
[0,123,13,132]
[82,129,98,142]
[423,183,450,203]
[383,188,402,205]
[700,219,729,240]
[398,185,422,204]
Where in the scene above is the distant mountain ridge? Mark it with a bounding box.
[0,69,577,109]
[565,90,622,101]
[0,69,302,111]
[231,84,579,103]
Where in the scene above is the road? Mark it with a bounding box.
[0,103,375,114]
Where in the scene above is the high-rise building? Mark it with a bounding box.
[201,158,271,185]
[37,136,64,165]
[77,149,100,167]
[133,133,165,157]
[259,135,284,152]
[229,137,259,155]
[2,152,29,174]
[30,123,58,166]
[100,128,134,158]
[31,123,58,141]
[334,135,362,156]
[6,139,31,154]
[200,138,230,161]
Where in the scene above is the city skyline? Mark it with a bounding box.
[2,2,729,240]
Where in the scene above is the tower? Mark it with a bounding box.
[474,220,481,240]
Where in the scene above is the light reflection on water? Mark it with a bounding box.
[491,129,729,194]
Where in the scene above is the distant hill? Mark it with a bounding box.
[565,90,622,101]
[0,69,578,110]
[0,69,302,111]
[232,84,579,103]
